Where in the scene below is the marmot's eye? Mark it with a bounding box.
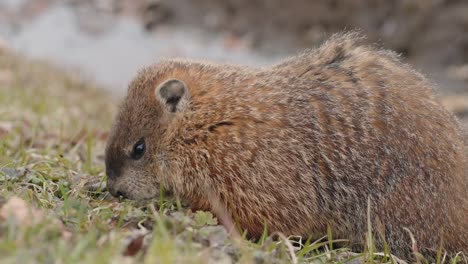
[131,138,146,160]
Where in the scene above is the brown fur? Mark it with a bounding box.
[105,32,468,260]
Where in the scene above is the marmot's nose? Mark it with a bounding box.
[108,186,128,199]
[115,190,128,199]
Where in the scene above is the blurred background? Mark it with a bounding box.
[0,0,467,126]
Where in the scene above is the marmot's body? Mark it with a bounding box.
[105,33,468,260]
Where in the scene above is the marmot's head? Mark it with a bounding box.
[105,67,191,200]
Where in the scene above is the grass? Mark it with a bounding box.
[0,50,465,264]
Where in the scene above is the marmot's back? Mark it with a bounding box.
[269,33,468,256]
[105,33,468,261]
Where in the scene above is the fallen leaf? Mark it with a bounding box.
[0,196,38,226]
[0,196,64,230]
[123,230,151,257]
[124,234,145,256]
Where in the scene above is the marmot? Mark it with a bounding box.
[105,33,468,260]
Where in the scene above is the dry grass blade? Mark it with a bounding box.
[373,252,408,264]
[403,227,422,264]
[271,232,299,264]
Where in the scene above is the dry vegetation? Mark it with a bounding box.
[0,50,466,264]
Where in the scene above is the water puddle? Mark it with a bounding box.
[0,4,281,93]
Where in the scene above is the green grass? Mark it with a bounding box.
[0,51,465,264]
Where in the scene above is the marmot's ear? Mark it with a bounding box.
[155,79,190,113]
